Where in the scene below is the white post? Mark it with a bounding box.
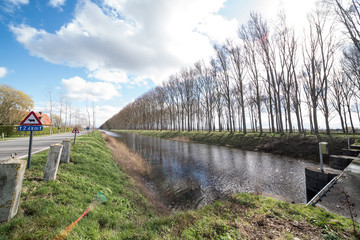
[319,143,324,173]
[1,133,4,141]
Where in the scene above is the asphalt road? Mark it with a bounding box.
[0,132,85,161]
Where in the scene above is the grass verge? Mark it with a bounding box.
[0,131,359,239]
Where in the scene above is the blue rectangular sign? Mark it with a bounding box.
[18,126,44,131]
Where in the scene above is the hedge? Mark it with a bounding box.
[0,126,72,137]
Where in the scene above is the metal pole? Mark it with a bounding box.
[348,138,350,149]
[27,131,33,169]
[74,133,76,145]
[319,143,324,173]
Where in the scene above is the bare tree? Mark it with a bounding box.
[239,13,264,134]
[330,71,347,132]
[329,0,360,52]
[225,39,247,133]
[342,46,360,97]
[315,6,338,135]
[302,12,323,134]
[214,44,234,132]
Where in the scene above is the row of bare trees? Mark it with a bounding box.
[102,1,360,135]
[46,89,91,130]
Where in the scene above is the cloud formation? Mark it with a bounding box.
[7,0,28,5]
[61,76,120,101]
[49,0,66,8]
[88,69,128,83]
[0,67,7,78]
[1,0,28,13]
[95,105,122,126]
[10,0,238,84]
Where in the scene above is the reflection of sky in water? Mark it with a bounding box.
[112,131,319,211]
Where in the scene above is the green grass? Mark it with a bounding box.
[0,132,160,239]
[1,131,358,239]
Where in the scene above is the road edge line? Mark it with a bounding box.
[18,147,51,159]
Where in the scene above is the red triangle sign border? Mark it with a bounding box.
[20,111,43,126]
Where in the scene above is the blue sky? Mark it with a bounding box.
[0,0,316,127]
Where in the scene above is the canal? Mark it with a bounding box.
[107,131,321,211]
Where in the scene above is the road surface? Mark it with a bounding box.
[0,132,85,161]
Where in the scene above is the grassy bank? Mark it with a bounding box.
[1,131,359,239]
[116,130,360,159]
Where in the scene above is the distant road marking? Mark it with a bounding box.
[18,147,50,159]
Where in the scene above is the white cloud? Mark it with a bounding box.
[88,69,128,83]
[10,0,238,85]
[2,0,29,13]
[49,0,66,8]
[61,76,120,101]
[0,67,7,78]
[7,0,28,5]
[95,105,121,127]
[196,14,238,43]
[257,0,316,31]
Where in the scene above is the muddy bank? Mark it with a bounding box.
[101,132,169,215]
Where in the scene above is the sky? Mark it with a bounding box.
[0,0,317,127]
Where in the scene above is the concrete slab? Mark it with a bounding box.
[329,155,359,170]
[317,160,360,223]
[350,145,360,150]
[342,148,360,157]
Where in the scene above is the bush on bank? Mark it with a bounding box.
[0,131,358,239]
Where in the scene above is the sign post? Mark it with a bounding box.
[19,111,43,169]
[72,127,80,144]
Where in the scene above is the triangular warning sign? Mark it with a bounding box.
[20,111,43,126]
[72,127,80,133]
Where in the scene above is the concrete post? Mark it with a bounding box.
[1,133,4,141]
[0,158,27,222]
[60,139,71,163]
[43,144,63,181]
[319,142,329,173]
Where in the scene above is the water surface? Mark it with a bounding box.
[109,131,320,211]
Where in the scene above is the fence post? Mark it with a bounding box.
[0,158,27,222]
[1,133,4,141]
[43,144,63,181]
